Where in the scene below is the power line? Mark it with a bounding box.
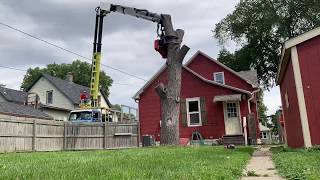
[0,65,26,72]
[0,21,147,82]
[0,65,141,87]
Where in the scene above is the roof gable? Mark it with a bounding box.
[133,51,256,100]
[185,51,258,87]
[27,74,111,107]
[0,87,27,104]
[277,27,320,84]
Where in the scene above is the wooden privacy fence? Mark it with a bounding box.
[0,115,139,152]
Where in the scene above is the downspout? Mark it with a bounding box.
[247,89,260,114]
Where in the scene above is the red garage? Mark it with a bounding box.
[277,27,320,148]
[134,51,260,144]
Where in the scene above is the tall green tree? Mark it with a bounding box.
[269,107,282,134]
[257,91,268,125]
[21,60,113,96]
[215,0,320,88]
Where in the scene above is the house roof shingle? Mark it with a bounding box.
[237,70,259,87]
[0,102,52,119]
[28,74,112,107]
[0,87,27,104]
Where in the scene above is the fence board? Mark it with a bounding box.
[0,115,139,153]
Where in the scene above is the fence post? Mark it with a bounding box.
[63,122,67,150]
[32,119,37,151]
[104,122,107,149]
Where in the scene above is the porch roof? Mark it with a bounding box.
[213,94,242,102]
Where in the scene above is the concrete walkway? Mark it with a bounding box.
[242,147,284,180]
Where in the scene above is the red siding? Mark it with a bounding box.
[279,59,305,148]
[187,54,254,91]
[138,67,258,141]
[297,36,320,145]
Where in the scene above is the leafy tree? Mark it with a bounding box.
[21,60,113,96]
[269,107,282,134]
[112,104,122,111]
[257,91,268,125]
[215,0,320,88]
[217,48,252,72]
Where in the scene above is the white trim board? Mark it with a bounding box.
[291,46,312,148]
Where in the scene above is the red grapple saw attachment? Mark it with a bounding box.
[154,39,167,59]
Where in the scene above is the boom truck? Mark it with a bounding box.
[68,2,167,122]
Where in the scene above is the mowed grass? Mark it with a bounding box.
[0,146,253,180]
[272,147,320,180]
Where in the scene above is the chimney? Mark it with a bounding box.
[66,72,73,82]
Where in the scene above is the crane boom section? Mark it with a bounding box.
[89,2,163,108]
[100,2,162,24]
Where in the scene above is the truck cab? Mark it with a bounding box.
[68,109,103,122]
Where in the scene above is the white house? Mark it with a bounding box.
[26,74,111,121]
[259,123,272,144]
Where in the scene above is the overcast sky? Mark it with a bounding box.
[0,0,281,115]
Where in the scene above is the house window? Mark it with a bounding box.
[186,97,202,126]
[260,132,268,139]
[214,72,225,84]
[226,102,238,118]
[46,91,53,104]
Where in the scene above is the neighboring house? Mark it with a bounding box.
[277,27,320,148]
[0,87,52,119]
[0,87,27,104]
[26,74,112,121]
[133,51,260,144]
[259,123,271,144]
[0,102,52,120]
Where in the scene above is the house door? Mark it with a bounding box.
[223,102,242,135]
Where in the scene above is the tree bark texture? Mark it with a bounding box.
[155,14,189,145]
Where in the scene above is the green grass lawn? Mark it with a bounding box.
[272,147,320,180]
[0,146,253,180]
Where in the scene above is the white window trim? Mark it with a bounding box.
[186,97,202,127]
[213,72,225,84]
[226,102,239,118]
[260,132,268,139]
[46,90,53,104]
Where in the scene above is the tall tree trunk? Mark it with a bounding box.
[155,15,189,145]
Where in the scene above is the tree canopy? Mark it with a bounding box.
[21,60,113,96]
[215,0,320,88]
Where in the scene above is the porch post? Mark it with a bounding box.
[243,117,248,146]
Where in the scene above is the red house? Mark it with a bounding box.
[277,27,320,148]
[133,51,260,144]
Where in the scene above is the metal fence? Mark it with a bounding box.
[0,114,139,153]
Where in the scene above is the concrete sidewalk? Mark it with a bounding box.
[242,147,284,180]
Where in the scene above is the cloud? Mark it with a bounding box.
[3,0,282,111]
